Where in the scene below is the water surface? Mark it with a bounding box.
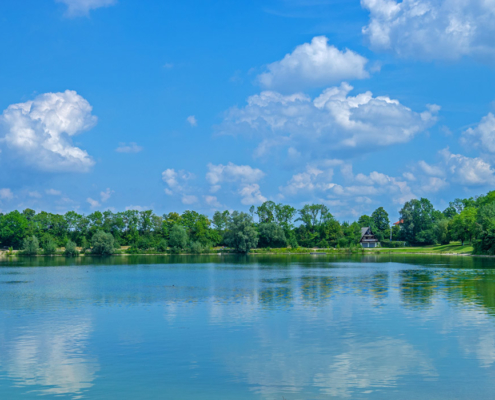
[1,255,495,399]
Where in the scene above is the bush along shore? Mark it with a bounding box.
[1,189,495,256]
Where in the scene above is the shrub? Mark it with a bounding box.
[23,236,39,256]
[64,240,79,257]
[381,240,407,248]
[91,231,116,255]
[43,238,57,255]
[156,239,168,252]
[189,241,203,254]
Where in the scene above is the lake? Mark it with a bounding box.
[1,254,495,399]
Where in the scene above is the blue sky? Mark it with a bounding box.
[1,0,495,222]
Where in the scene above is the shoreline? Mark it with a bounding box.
[1,251,492,258]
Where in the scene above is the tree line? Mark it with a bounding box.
[1,190,495,254]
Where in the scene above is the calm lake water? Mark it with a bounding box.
[1,255,495,399]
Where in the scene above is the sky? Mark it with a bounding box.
[0,0,495,222]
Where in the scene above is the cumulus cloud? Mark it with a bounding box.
[221,83,438,159]
[0,188,14,200]
[0,90,97,172]
[280,162,416,211]
[461,112,495,153]
[206,162,266,205]
[56,0,117,17]
[258,36,369,91]
[115,142,143,153]
[206,162,265,186]
[361,0,495,61]
[161,168,199,203]
[440,148,495,186]
[411,148,495,189]
[238,184,267,205]
[187,116,198,127]
[204,195,223,208]
[86,198,101,208]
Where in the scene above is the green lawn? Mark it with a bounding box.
[376,242,473,254]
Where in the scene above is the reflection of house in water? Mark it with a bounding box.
[359,227,379,248]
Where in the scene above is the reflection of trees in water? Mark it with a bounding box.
[399,270,436,309]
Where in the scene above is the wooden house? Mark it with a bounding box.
[360,227,379,248]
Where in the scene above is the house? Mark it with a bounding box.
[394,219,404,226]
[360,227,379,248]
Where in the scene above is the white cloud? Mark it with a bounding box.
[204,195,223,208]
[0,90,97,172]
[258,36,369,91]
[418,160,445,177]
[206,162,267,205]
[440,148,495,186]
[28,191,42,198]
[222,83,438,159]
[181,195,198,205]
[86,198,101,208]
[46,189,62,196]
[115,142,143,153]
[125,205,148,211]
[56,0,117,17]
[420,176,449,193]
[280,164,416,206]
[362,0,495,61]
[462,112,495,153]
[187,115,198,127]
[206,162,265,186]
[0,188,13,200]
[162,168,195,193]
[100,188,113,202]
[402,172,416,181]
[239,184,267,205]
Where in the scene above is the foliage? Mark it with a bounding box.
[189,241,204,254]
[64,240,79,257]
[91,231,116,256]
[258,222,287,248]
[22,236,39,256]
[156,239,168,252]
[224,211,258,253]
[43,237,58,255]
[169,224,188,251]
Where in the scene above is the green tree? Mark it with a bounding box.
[224,211,258,253]
[22,236,39,255]
[169,224,188,251]
[399,198,439,245]
[450,207,478,245]
[43,237,57,255]
[296,204,332,232]
[258,223,287,248]
[371,207,390,241]
[91,231,116,255]
[0,211,29,248]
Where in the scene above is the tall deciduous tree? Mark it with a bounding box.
[224,212,258,253]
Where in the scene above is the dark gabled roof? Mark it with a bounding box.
[360,227,378,242]
[360,227,370,241]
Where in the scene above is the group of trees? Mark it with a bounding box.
[2,190,495,254]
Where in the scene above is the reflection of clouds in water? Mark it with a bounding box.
[224,336,436,399]
[0,317,99,397]
[314,339,437,398]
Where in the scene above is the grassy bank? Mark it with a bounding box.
[0,242,475,257]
